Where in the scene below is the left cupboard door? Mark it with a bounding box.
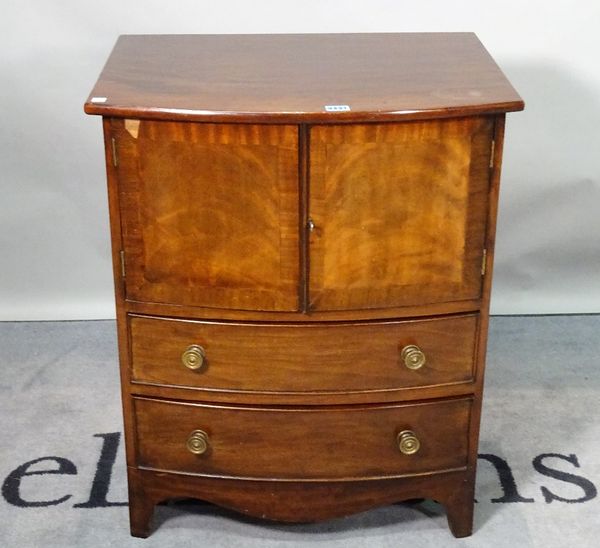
[108,119,300,312]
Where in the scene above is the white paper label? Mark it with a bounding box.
[324,104,351,112]
[90,97,108,103]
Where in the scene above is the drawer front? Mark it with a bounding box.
[134,397,471,480]
[129,314,477,393]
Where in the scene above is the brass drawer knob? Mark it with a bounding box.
[181,344,206,370]
[397,430,420,455]
[401,344,426,370]
[186,430,210,455]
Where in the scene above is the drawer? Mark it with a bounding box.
[134,397,471,480]
[129,314,477,393]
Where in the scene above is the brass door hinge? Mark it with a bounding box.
[481,248,487,276]
[119,250,126,278]
[111,137,118,167]
[489,139,495,169]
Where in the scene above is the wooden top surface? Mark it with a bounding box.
[85,33,523,123]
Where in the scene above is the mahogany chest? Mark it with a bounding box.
[85,32,523,537]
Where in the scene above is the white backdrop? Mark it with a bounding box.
[1,1,599,320]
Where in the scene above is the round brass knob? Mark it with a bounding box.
[401,344,426,370]
[181,344,206,371]
[397,430,420,455]
[186,430,209,455]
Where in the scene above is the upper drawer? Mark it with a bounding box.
[129,313,477,395]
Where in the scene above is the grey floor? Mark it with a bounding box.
[1,315,599,548]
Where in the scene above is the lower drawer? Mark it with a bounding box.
[133,396,471,480]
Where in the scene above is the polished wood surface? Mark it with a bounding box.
[111,119,299,311]
[128,467,474,537]
[85,33,523,124]
[102,118,138,467]
[86,32,523,540]
[467,114,508,509]
[129,375,477,406]
[129,313,478,394]
[134,397,471,480]
[309,117,492,310]
[125,295,483,322]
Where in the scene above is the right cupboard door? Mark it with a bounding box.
[308,117,494,311]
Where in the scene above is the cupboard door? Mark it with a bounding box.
[112,120,300,311]
[309,117,493,311]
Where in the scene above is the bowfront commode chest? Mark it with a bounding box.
[85,33,523,538]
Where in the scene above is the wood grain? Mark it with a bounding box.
[309,117,493,310]
[85,33,523,123]
[102,119,137,466]
[134,397,471,480]
[124,296,482,322]
[467,114,507,500]
[85,32,523,540]
[111,119,300,311]
[128,377,477,406]
[129,313,478,394]
[127,467,474,537]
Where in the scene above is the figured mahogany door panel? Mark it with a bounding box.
[129,313,477,394]
[134,397,471,480]
[309,117,493,311]
[111,119,300,311]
